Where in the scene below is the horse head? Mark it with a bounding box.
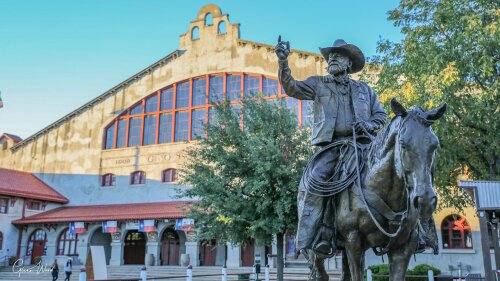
[391,98,446,219]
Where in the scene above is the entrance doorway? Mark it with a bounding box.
[123,231,146,265]
[160,228,180,265]
[241,238,255,266]
[27,229,46,264]
[199,239,217,266]
[90,228,112,265]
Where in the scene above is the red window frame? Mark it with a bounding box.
[101,173,116,187]
[131,171,146,185]
[103,73,303,150]
[27,200,42,211]
[57,228,78,256]
[162,168,177,183]
[441,214,473,249]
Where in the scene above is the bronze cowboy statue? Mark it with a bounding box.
[276,37,441,281]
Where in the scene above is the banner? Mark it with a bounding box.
[102,221,118,233]
[69,222,86,234]
[175,218,195,232]
[139,219,156,232]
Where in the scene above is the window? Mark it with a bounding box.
[227,75,241,101]
[192,78,207,106]
[162,169,177,183]
[0,198,8,213]
[57,228,78,256]
[175,111,189,142]
[101,173,115,187]
[205,13,212,26]
[159,113,173,143]
[105,124,115,149]
[244,75,260,98]
[145,95,158,113]
[176,82,190,108]
[27,200,42,211]
[131,171,146,185]
[116,119,127,148]
[263,77,278,96]
[103,73,305,149]
[143,115,157,145]
[191,27,199,40]
[128,117,142,146]
[191,109,206,140]
[218,21,226,34]
[209,76,224,103]
[161,88,174,110]
[130,103,143,115]
[0,232,3,250]
[441,214,473,249]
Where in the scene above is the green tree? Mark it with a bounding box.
[365,0,499,209]
[181,97,313,281]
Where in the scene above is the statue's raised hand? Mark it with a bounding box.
[275,35,290,61]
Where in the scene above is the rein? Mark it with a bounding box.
[353,116,411,240]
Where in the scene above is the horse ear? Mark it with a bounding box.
[426,103,447,121]
[390,98,408,117]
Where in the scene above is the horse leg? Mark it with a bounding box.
[340,250,351,281]
[314,255,329,281]
[344,233,364,281]
[388,233,417,281]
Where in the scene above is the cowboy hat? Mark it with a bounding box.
[319,39,365,73]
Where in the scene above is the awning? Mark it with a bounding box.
[12,201,196,224]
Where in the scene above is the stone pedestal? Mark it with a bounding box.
[226,243,241,267]
[109,241,122,265]
[185,241,199,266]
[146,242,159,265]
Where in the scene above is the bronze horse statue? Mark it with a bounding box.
[308,98,446,281]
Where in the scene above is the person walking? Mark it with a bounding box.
[64,258,73,281]
[51,259,59,281]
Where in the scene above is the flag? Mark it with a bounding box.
[139,219,156,232]
[0,91,3,109]
[175,218,195,232]
[69,222,86,235]
[102,221,118,233]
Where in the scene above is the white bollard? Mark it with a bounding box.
[221,266,227,281]
[140,266,147,281]
[79,267,86,281]
[428,268,434,281]
[367,268,373,281]
[265,265,270,281]
[186,265,193,281]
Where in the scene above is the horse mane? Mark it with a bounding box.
[367,116,400,168]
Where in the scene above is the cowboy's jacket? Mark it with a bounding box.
[278,60,387,145]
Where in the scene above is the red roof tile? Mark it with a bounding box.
[12,201,196,224]
[0,168,68,203]
[1,133,23,143]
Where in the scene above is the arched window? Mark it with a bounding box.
[162,169,177,183]
[101,173,115,187]
[191,27,199,40]
[204,13,213,26]
[131,171,146,185]
[103,73,309,150]
[218,21,226,34]
[57,228,78,256]
[26,229,47,256]
[441,214,473,249]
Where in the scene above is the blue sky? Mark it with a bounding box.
[0,0,403,139]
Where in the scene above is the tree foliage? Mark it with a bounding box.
[364,0,499,209]
[181,97,313,274]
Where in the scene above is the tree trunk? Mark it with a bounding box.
[276,232,284,281]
